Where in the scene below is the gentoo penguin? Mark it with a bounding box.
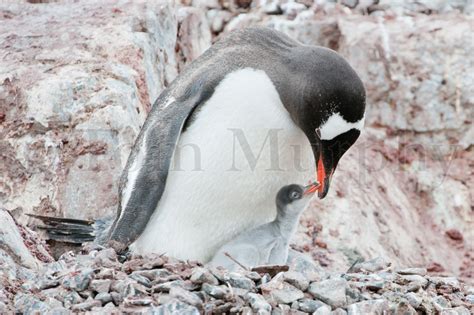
[107,27,366,262]
[209,184,313,271]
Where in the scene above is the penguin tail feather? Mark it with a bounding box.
[26,213,96,244]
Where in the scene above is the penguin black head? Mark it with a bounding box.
[280,45,366,199]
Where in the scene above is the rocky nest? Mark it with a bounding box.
[1,244,472,314]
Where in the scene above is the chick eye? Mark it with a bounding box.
[290,191,301,199]
[315,128,321,140]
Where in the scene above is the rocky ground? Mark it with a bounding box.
[3,239,474,314]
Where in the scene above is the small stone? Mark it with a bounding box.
[283,271,310,291]
[445,229,463,241]
[129,272,152,287]
[63,291,84,307]
[223,272,255,290]
[441,306,470,315]
[71,299,101,311]
[396,268,427,276]
[94,292,112,304]
[345,287,362,304]
[428,277,460,290]
[61,268,94,292]
[465,294,474,304]
[308,278,348,308]
[272,304,291,315]
[347,299,389,314]
[151,299,200,315]
[271,285,304,304]
[332,308,347,315]
[124,296,154,306]
[351,257,390,273]
[247,293,271,312]
[93,248,118,268]
[110,291,122,305]
[432,295,451,311]
[202,283,230,299]
[298,298,327,313]
[394,301,416,315]
[170,286,203,307]
[313,305,332,315]
[38,278,60,290]
[190,267,219,285]
[396,274,428,288]
[89,279,111,293]
[404,292,422,308]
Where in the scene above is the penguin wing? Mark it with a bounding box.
[107,80,216,251]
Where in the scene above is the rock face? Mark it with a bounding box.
[0,0,473,281]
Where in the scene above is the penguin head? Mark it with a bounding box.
[276,184,314,215]
[282,46,366,199]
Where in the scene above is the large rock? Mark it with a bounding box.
[0,1,211,223]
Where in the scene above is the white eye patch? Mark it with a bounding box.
[319,112,365,140]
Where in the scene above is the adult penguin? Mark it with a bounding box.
[108,27,366,262]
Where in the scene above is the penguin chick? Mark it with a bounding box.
[209,184,314,271]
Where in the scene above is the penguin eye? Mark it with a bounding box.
[315,128,321,140]
[290,191,301,200]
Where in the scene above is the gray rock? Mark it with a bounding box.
[465,294,474,304]
[440,307,470,315]
[190,267,219,285]
[298,298,327,313]
[332,308,347,315]
[394,301,417,315]
[62,291,84,307]
[308,278,348,308]
[223,272,255,290]
[345,287,362,304]
[61,268,94,292]
[396,268,427,276]
[129,272,152,287]
[202,283,230,299]
[404,292,422,308]
[347,299,389,314]
[271,285,304,304]
[428,277,461,290]
[38,279,60,290]
[432,295,451,311]
[247,293,272,312]
[89,279,111,293]
[271,304,291,315]
[283,271,310,291]
[71,299,101,311]
[124,296,154,306]
[313,305,332,315]
[170,286,203,307]
[396,274,428,288]
[94,292,112,304]
[151,299,200,315]
[351,257,390,273]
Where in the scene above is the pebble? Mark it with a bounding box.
[223,272,255,290]
[94,292,112,304]
[298,298,327,313]
[351,257,390,273]
[283,271,310,291]
[396,268,427,276]
[170,286,203,307]
[202,283,229,299]
[61,268,94,292]
[404,292,422,308]
[346,299,389,314]
[190,267,219,285]
[247,292,272,312]
[71,299,101,311]
[309,278,348,308]
[89,279,111,293]
[313,305,332,315]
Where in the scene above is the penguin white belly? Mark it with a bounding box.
[130,68,315,262]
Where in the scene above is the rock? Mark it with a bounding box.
[124,297,154,306]
[313,305,332,315]
[247,293,272,312]
[190,267,219,285]
[169,286,203,308]
[223,272,255,290]
[61,268,94,292]
[71,299,101,311]
[440,307,470,315]
[396,274,428,289]
[308,278,348,308]
[271,285,304,304]
[94,292,112,304]
[429,277,461,290]
[89,279,111,293]
[280,2,307,18]
[283,271,310,291]
[151,299,200,315]
[432,295,451,311]
[404,292,422,308]
[465,294,474,304]
[394,301,417,315]
[347,299,389,314]
[396,268,427,276]
[202,283,230,299]
[129,272,152,287]
[332,308,347,315]
[298,298,327,313]
[351,257,390,273]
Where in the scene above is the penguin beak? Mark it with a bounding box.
[309,144,335,199]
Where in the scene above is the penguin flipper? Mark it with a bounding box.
[107,79,219,252]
